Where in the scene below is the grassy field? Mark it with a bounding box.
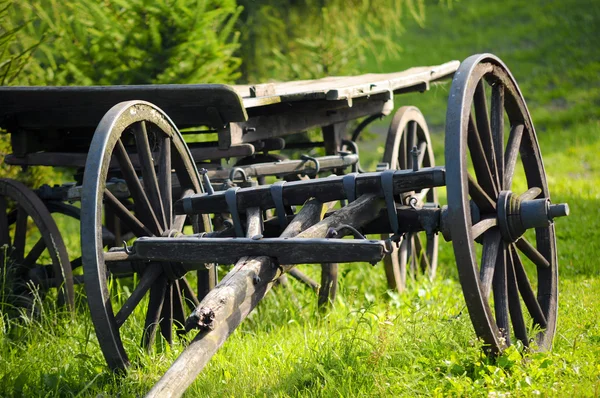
[1,0,600,396]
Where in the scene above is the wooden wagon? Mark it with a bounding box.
[0,54,568,396]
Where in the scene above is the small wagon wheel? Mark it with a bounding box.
[445,54,566,353]
[81,101,212,371]
[0,179,74,311]
[381,106,439,293]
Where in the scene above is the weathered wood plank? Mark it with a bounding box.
[4,143,255,168]
[132,237,388,265]
[235,61,459,107]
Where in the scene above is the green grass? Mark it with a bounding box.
[2,0,600,396]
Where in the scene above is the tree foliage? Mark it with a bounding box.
[237,0,425,82]
[6,0,242,86]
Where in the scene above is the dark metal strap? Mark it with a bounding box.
[381,169,399,235]
[225,187,243,237]
[342,173,358,203]
[270,181,288,229]
[341,139,362,173]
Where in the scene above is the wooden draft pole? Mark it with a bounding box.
[146,194,383,397]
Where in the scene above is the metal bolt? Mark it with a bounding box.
[411,146,420,172]
[199,168,214,195]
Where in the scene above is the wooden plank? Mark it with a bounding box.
[236,61,459,107]
[226,93,393,146]
[0,84,247,130]
[132,237,387,265]
[4,143,255,168]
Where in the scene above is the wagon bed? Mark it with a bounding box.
[0,61,458,166]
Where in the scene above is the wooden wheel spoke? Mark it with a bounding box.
[0,196,9,246]
[468,114,498,198]
[115,264,163,328]
[171,146,196,194]
[472,217,498,240]
[70,256,83,270]
[22,237,46,268]
[180,276,200,310]
[288,268,320,292]
[172,189,195,233]
[417,141,427,169]
[400,130,408,170]
[468,173,496,213]
[491,83,505,186]
[158,136,173,228]
[509,245,547,328]
[507,248,529,346]
[479,228,501,298]
[515,237,550,269]
[408,234,417,276]
[492,243,510,344]
[503,124,524,190]
[414,233,431,273]
[160,282,174,345]
[519,187,542,201]
[172,280,187,330]
[12,207,27,262]
[134,121,167,229]
[104,190,153,238]
[474,80,500,188]
[141,275,168,351]
[114,138,163,235]
[406,121,417,170]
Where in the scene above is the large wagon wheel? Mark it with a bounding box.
[0,179,74,310]
[81,101,212,371]
[381,106,439,293]
[446,54,567,353]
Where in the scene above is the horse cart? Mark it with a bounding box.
[0,54,568,396]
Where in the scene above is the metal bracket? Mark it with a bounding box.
[229,167,248,183]
[342,173,358,203]
[270,181,288,230]
[225,187,244,237]
[300,154,320,177]
[381,169,399,235]
[326,224,366,240]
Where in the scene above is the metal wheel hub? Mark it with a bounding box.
[497,190,569,243]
